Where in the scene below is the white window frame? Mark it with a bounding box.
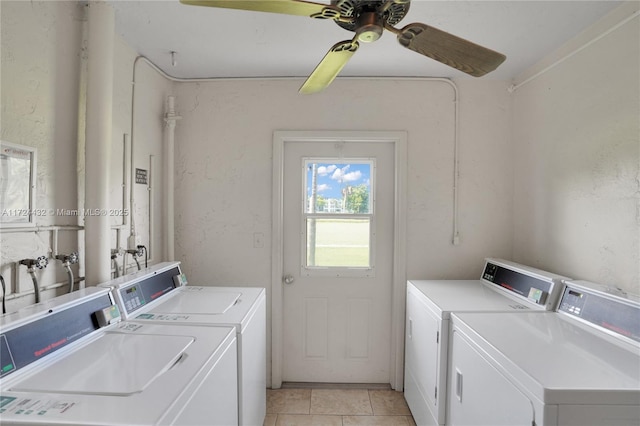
[301,157,376,278]
[0,141,37,228]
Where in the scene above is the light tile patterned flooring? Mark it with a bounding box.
[264,388,417,426]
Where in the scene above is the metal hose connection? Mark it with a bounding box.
[111,249,121,278]
[18,256,48,303]
[55,252,79,293]
[125,246,145,273]
[0,274,7,314]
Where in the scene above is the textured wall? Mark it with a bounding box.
[512,3,640,294]
[1,1,84,309]
[0,1,171,311]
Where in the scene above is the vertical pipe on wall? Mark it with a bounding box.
[148,154,155,263]
[52,229,59,257]
[449,81,460,246]
[164,96,180,261]
[122,134,129,227]
[84,0,114,285]
[76,8,89,289]
[129,87,137,247]
[118,134,129,270]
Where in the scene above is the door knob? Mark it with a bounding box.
[283,274,295,285]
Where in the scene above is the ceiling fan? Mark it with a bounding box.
[180,0,507,94]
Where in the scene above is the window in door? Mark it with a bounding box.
[302,159,375,276]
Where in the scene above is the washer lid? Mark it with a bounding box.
[152,290,241,314]
[10,332,193,395]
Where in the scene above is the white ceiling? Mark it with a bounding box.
[111,1,622,81]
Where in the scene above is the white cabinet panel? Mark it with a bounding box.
[405,283,445,425]
[447,329,534,426]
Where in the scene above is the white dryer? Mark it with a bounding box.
[447,280,640,426]
[0,287,238,425]
[405,258,568,426]
[98,262,266,426]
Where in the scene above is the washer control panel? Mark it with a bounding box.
[0,293,114,378]
[116,266,181,315]
[121,285,146,313]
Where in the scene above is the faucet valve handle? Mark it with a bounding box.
[35,256,48,269]
[56,252,79,265]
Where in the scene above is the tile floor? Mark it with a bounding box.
[264,388,417,426]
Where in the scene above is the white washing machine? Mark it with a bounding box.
[405,258,569,426]
[448,280,640,426]
[0,287,238,425]
[98,262,266,426]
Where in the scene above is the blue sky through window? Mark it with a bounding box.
[306,162,371,201]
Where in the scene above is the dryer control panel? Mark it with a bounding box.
[482,261,555,307]
[558,282,640,344]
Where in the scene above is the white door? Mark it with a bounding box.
[281,138,395,383]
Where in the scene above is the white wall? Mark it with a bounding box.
[511,2,640,294]
[0,1,171,311]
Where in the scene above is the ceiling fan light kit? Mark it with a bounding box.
[180,0,507,93]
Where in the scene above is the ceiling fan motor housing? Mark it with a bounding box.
[332,0,411,37]
[356,12,383,42]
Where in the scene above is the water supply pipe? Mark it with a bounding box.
[164,96,181,261]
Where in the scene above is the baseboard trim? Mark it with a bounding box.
[280,382,392,390]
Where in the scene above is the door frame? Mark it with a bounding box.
[271,130,407,389]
